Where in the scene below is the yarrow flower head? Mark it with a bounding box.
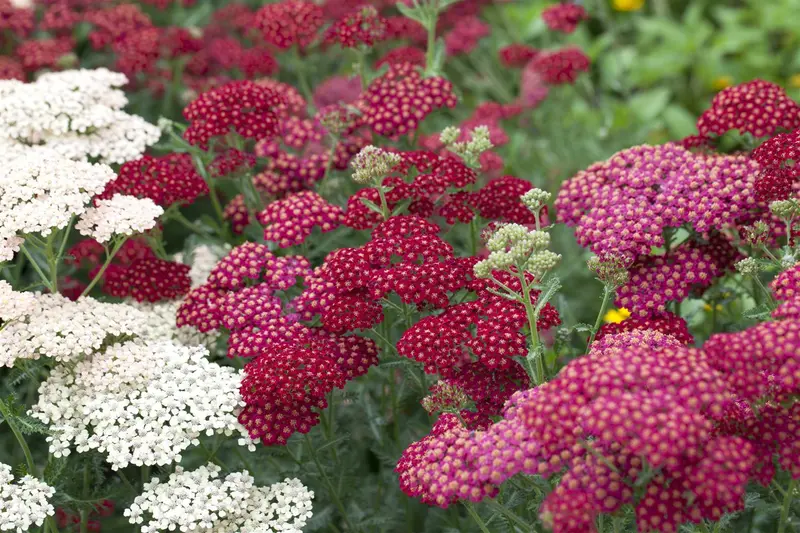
[0,292,157,367]
[357,62,457,138]
[183,80,285,148]
[443,125,494,169]
[556,144,760,262]
[98,153,209,208]
[31,341,250,469]
[696,80,800,139]
[542,2,588,34]
[498,44,539,68]
[254,0,323,50]
[0,147,117,260]
[0,69,160,163]
[0,462,55,533]
[529,46,590,85]
[256,190,344,248]
[324,5,387,48]
[125,464,314,533]
[75,194,162,243]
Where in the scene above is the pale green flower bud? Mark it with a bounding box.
[529,230,551,251]
[439,126,461,147]
[587,256,630,288]
[351,146,401,184]
[521,188,551,213]
[734,258,760,276]
[473,260,493,279]
[525,250,561,278]
[770,199,800,220]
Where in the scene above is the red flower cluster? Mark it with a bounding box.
[176,242,380,445]
[751,128,800,201]
[444,16,490,56]
[324,5,387,48]
[556,143,761,262]
[498,44,539,68]
[542,2,588,34]
[257,191,344,248]
[696,80,800,139]
[529,46,590,85]
[183,81,285,148]
[98,154,208,207]
[254,0,323,50]
[104,256,191,303]
[55,500,114,533]
[357,63,458,138]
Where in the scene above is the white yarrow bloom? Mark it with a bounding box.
[0,462,55,533]
[0,280,37,322]
[30,341,248,469]
[128,300,220,349]
[0,68,159,164]
[124,464,314,533]
[0,149,116,246]
[0,293,156,367]
[76,194,163,243]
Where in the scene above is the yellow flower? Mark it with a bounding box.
[790,74,800,89]
[613,0,644,11]
[703,303,723,312]
[712,76,733,91]
[603,307,631,324]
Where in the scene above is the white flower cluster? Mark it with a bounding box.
[30,341,247,469]
[0,69,160,164]
[0,293,154,367]
[0,280,37,322]
[125,464,314,533]
[129,300,220,349]
[0,462,55,533]
[0,148,117,261]
[76,194,163,243]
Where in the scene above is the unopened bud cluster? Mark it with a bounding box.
[421,382,469,415]
[474,222,561,279]
[770,199,800,220]
[735,257,761,277]
[587,256,630,288]
[351,145,401,184]
[521,188,552,213]
[441,126,493,169]
[743,221,769,247]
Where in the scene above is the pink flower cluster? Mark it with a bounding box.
[556,143,761,262]
[399,318,800,531]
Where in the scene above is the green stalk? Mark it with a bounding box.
[777,478,797,533]
[0,400,37,476]
[377,185,391,220]
[304,434,358,533]
[518,269,543,384]
[80,238,128,298]
[80,464,89,533]
[587,285,614,350]
[20,243,55,293]
[464,502,491,533]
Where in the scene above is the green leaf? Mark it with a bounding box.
[395,2,426,25]
[359,197,385,216]
[390,198,413,217]
[628,88,672,122]
[662,105,698,139]
[14,413,52,435]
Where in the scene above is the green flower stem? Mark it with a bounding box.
[190,152,228,237]
[587,285,615,350]
[51,221,73,292]
[304,434,358,533]
[169,210,214,237]
[0,400,38,476]
[518,270,543,384]
[777,477,797,533]
[20,243,55,293]
[317,135,340,196]
[377,185,391,220]
[464,502,491,533]
[424,16,437,75]
[80,238,128,298]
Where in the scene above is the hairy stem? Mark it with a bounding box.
[587,285,614,350]
[80,238,128,298]
[777,477,797,533]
